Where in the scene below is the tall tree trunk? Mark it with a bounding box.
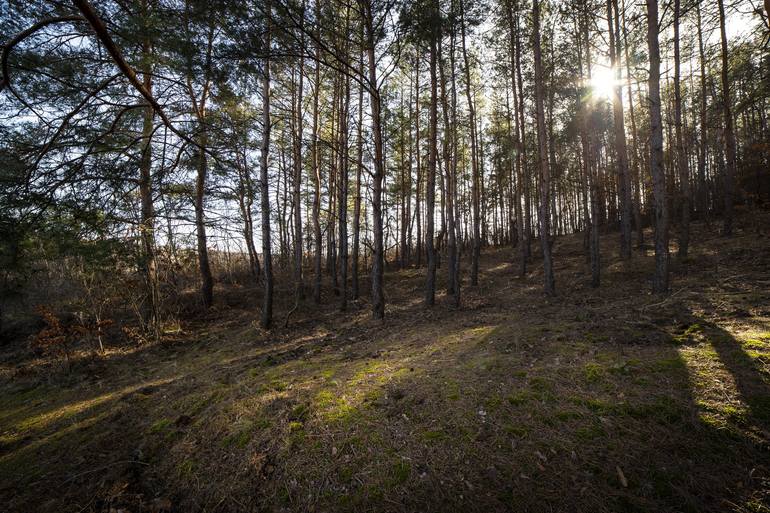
[338,8,351,310]
[352,31,364,300]
[717,0,737,236]
[514,0,531,266]
[673,0,690,257]
[608,0,632,259]
[426,31,438,306]
[532,0,555,296]
[293,6,305,302]
[582,7,600,287]
[415,60,422,268]
[362,0,385,319]
[449,0,461,306]
[460,0,480,286]
[621,0,643,246]
[508,0,526,277]
[695,1,708,216]
[138,37,160,339]
[312,1,323,304]
[647,0,669,293]
[195,136,214,308]
[260,1,273,328]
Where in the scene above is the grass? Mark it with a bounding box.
[1,217,769,512]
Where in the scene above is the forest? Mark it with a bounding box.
[0,0,769,511]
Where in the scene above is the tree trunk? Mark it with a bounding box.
[338,8,351,310]
[426,31,438,306]
[647,0,669,293]
[312,1,323,304]
[352,30,364,300]
[717,0,737,236]
[608,0,632,259]
[260,1,273,328]
[195,136,214,308]
[293,9,305,302]
[673,0,690,257]
[532,0,555,296]
[362,0,385,319]
[460,0,480,286]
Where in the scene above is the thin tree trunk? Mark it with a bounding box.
[695,2,708,218]
[647,0,669,293]
[352,30,364,300]
[717,0,737,236]
[532,0,555,296]
[293,5,305,301]
[338,8,351,310]
[312,1,323,304]
[460,0,480,286]
[608,0,632,259]
[362,0,385,319]
[138,33,160,339]
[260,0,273,328]
[673,0,690,257]
[425,30,438,306]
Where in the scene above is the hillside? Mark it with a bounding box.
[1,216,769,512]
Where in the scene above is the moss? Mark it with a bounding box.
[673,324,703,345]
[261,379,287,392]
[507,391,531,406]
[290,403,310,422]
[651,357,686,372]
[528,377,552,392]
[554,410,582,422]
[584,398,614,414]
[575,423,605,441]
[390,460,411,486]
[149,418,171,434]
[484,394,503,410]
[177,459,197,477]
[222,417,268,448]
[315,390,336,409]
[504,424,529,437]
[583,362,605,383]
[422,429,448,442]
[337,465,354,482]
[315,390,359,424]
[624,397,683,423]
[352,361,387,382]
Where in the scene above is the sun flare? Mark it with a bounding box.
[589,66,617,99]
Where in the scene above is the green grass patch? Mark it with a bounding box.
[504,424,530,437]
[390,460,411,486]
[583,362,605,383]
[149,418,171,434]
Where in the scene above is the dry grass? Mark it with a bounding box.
[1,212,769,512]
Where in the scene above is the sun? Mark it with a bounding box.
[589,66,617,100]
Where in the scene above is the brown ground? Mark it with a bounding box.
[1,214,769,513]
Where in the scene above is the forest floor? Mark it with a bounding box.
[1,213,770,513]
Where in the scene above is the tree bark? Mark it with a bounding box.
[361,0,385,319]
[260,0,274,328]
[647,0,669,293]
[532,0,555,296]
[426,31,438,306]
[673,0,690,257]
[608,0,632,259]
[717,0,737,236]
[460,0,480,286]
